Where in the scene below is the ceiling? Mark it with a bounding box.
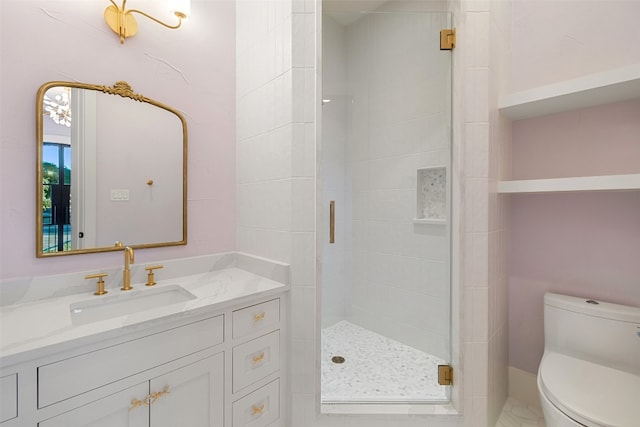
[323,0,390,26]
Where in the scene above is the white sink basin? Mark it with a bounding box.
[70,285,196,325]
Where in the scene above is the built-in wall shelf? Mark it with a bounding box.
[412,218,447,225]
[499,64,640,120]
[497,174,640,194]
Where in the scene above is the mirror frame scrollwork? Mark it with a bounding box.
[36,80,188,257]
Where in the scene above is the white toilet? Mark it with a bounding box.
[537,293,640,427]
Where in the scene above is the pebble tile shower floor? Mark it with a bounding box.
[321,320,448,403]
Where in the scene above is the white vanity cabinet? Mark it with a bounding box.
[38,382,151,427]
[0,374,18,423]
[39,353,225,427]
[0,293,286,427]
[150,353,224,427]
[229,299,283,427]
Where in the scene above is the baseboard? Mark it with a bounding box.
[508,366,542,409]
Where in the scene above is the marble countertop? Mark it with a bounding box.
[0,267,287,366]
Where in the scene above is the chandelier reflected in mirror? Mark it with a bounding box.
[43,87,72,127]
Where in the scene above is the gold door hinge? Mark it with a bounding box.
[440,28,456,50]
[438,364,453,385]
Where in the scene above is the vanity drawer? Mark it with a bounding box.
[232,330,280,392]
[232,379,279,427]
[233,299,280,339]
[38,315,223,408]
[0,373,18,423]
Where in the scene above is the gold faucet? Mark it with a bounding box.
[122,246,135,291]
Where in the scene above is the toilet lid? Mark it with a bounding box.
[539,352,640,427]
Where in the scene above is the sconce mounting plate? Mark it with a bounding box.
[105,5,138,42]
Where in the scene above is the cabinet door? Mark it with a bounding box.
[38,382,149,427]
[150,353,224,427]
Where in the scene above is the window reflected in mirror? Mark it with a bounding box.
[42,142,72,253]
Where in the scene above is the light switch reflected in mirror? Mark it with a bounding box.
[36,81,187,257]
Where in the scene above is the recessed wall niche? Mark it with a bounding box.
[415,166,447,224]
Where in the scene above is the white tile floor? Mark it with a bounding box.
[321,320,448,403]
[496,397,546,427]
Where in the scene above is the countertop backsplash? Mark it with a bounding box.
[0,252,289,307]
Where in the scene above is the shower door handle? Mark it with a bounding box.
[329,201,335,244]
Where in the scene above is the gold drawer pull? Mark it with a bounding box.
[150,385,170,404]
[252,352,265,364]
[251,403,265,416]
[130,395,150,411]
[129,385,169,411]
[253,312,266,322]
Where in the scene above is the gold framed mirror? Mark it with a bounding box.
[36,81,187,257]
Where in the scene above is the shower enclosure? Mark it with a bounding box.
[320,7,453,406]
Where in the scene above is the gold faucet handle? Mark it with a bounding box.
[85,273,109,296]
[145,265,164,286]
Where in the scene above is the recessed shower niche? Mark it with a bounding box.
[415,166,448,225]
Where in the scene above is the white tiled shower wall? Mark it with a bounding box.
[458,0,512,425]
[236,2,317,427]
[236,0,510,426]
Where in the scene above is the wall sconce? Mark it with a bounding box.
[104,0,190,44]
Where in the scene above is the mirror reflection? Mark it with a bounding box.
[36,81,187,257]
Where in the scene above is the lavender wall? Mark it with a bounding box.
[0,0,236,280]
[508,101,640,374]
[511,100,640,180]
[511,0,640,92]
[509,191,640,373]
[510,100,640,370]
[508,0,640,375]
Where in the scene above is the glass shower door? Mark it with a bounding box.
[321,9,452,405]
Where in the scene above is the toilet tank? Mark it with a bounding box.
[543,292,640,375]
